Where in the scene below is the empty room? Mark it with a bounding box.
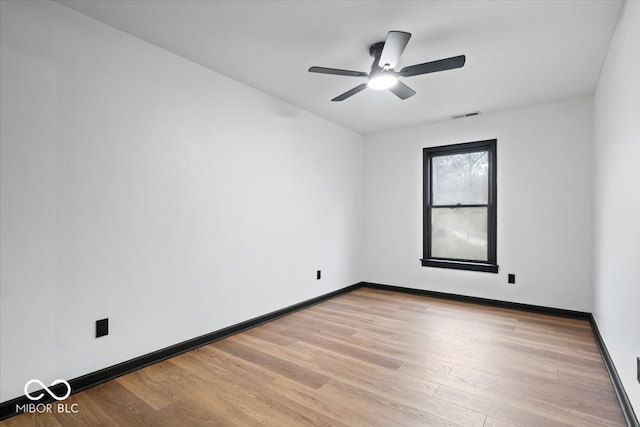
[0,0,638,426]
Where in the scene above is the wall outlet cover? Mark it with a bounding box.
[96,318,109,338]
[508,274,516,284]
[317,270,321,280]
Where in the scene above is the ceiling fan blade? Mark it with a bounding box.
[399,55,466,77]
[378,31,411,69]
[389,81,416,100]
[309,66,368,77]
[331,83,368,102]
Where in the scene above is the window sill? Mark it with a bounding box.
[420,259,499,273]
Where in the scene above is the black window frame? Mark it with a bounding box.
[421,139,498,273]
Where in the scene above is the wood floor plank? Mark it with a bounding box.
[242,323,301,346]
[283,339,487,427]
[2,288,626,426]
[434,384,569,427]
[300,344,441,399]
[282,327,406,370]
[484,416,518,427]
[319,380,465,427]
[116,364,177,410]
[499,363,557,382]
[268,377,379,427]
[169,349,344,426]
[83,381,170,426]
[0,414,63,427]
[214,338,330,389]
[159,355,283,425]
[52,392,119,427]
[364,331,505,375]
[448,364,624,422]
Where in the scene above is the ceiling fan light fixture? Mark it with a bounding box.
[368,73,398,90]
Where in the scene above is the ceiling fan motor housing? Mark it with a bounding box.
[369,41,385,58]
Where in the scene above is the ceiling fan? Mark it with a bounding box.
[308,31,465,101]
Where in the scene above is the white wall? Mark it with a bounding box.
[0,0,363,401]
[593,0,640,413]
[363,98,593,312]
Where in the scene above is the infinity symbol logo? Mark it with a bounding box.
[24,379,71,401]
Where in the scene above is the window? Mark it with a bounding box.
[422,139,497,273]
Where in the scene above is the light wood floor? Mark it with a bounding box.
[2,288,626,426]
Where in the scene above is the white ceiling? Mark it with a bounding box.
[58,0,623,135]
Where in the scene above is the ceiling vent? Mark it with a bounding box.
[452,111,481,119]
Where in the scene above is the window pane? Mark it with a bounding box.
[432,151,488,205]
[431,207,487,261]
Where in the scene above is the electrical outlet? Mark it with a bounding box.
[96,318,109,338]
[637,357,639,384]
[508,274,516,284]
[317,270,321,280]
